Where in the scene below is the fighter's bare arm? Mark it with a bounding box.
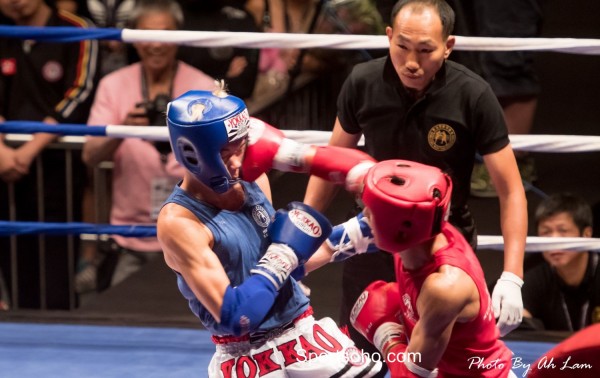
[158,203,229,322]
[409,265,479,370]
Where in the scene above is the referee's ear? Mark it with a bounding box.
[444,35,456,59]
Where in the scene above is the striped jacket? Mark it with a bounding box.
[0,9,99,123]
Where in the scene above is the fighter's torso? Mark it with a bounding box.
[164,181,309,334]
[395,224,512,377]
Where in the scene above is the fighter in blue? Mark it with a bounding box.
[158,86,382,377]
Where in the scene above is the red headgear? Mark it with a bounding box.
[362,160,452,253]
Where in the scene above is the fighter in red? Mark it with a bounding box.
[346,160,516,377]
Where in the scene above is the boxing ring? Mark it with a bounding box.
[2,24,600,377]
[0,322,556,378]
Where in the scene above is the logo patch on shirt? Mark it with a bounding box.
[252,205,270,228]
[42,61,63,82]
[1,58,16,76]
[402,293,416,323]
[428,124,456,151]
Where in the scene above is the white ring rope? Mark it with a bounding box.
[508,135,600,153]
[4,124,600,152]
[480,236,600,252]
[286,131,600,151]
[3,27,600,255]
[120,30,600,55]
[105,125,169,140]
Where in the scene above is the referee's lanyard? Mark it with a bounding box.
[559,253,598,332]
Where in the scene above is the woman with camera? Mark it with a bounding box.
[81,0,216,292]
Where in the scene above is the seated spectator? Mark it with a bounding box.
[1,0,99,309]
[81,0,215,291]
[522,193,600,331]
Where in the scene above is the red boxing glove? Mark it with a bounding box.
[241,118,376,192]
[350,281,405,348]
[309,146,375,192]
[242,118,286,182]
[351,281,440,378]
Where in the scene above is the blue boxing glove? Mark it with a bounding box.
[251,201,332,290]
[327,212,378,262]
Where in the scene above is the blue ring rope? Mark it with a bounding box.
[0,121,107,136]
[0,221,156,237]
[0,26,121,42]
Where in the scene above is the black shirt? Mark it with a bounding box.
[337,57,508,210]
[0,10,99,123]
[523,253,600,331]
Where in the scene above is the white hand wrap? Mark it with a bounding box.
[372,322,405,353]
[273,138,311,173]
[250,244,299,290]
[345,160,376,192]
[327,215,375,262]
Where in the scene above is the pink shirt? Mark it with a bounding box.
[87,62,215,251]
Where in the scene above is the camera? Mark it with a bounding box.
[137,93,171,126]
[136,93,172,157]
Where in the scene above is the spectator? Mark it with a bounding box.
[522,193,600,332]
[53,0,139,295]
[0,0,99,309]
[247,0,384,93]
[245,0,384,132]
[81,0,215,291]
[303,1,527,375]
[55,0,136,76]
[176,0,259,100]
[469,0,546,197]
[158,88,382,377]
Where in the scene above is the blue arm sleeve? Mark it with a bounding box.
[219,274,278,336]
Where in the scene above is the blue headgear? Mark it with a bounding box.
[167,89,250,193]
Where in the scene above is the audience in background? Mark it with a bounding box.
[176,0,259,100]
[81,0,215,292]
[523,193,600,331]
[53,0,138,295]
[247,0,383,94]
[56,0,136,77]
[246,0,385,132]
[0,0,99,309]
[55,0,136,75]
[469,0,546,197]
